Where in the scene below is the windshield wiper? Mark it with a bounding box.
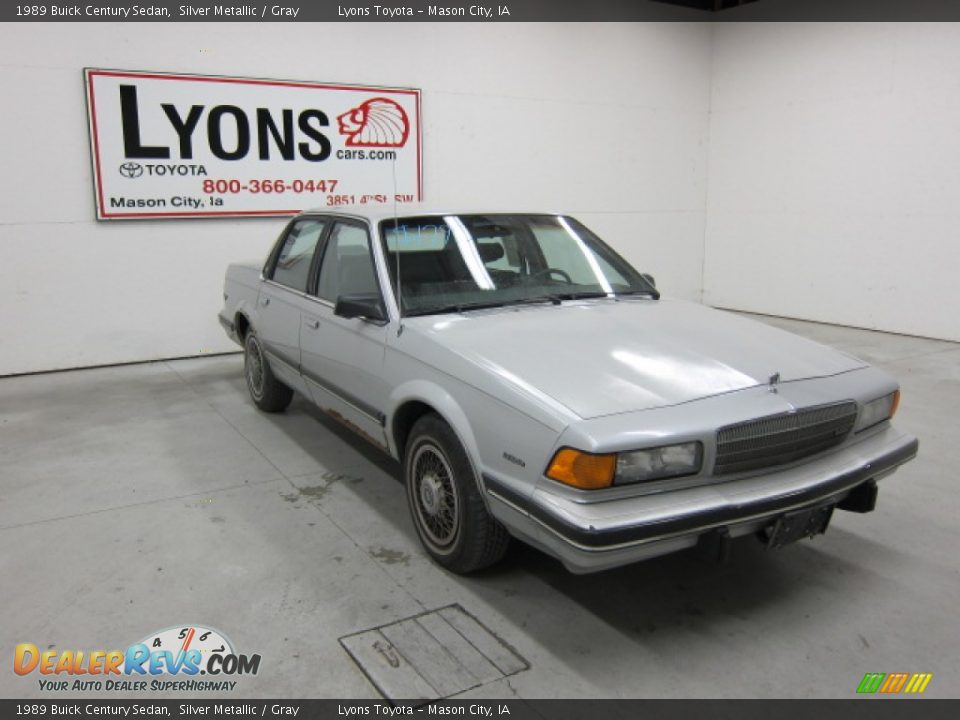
[404,290,639,317]
[404,299,510,317]
[553,291,608,301]
[405,295,565,317]
[613,289,661,300]
[501,295,562,307]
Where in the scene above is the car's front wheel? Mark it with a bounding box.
[404,413,510,573]
[244,330,293,413]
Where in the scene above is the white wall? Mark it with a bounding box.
[14,21,953,376]
[0,22,713,375]
[705,22,960,341]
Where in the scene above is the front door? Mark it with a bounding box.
[300,219,390,447]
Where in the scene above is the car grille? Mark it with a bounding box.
[714,401,858,476]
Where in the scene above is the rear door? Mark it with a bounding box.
[300,219,390,446]
[256,217,328,395]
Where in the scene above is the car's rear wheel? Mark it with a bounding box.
[404,413,509,573]
[244,330,293,413]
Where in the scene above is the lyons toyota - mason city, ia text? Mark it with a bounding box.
[337,5,511,18]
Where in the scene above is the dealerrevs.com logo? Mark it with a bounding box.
[14,625,260,692]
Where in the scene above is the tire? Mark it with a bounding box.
[404,413,510,573]
[243,330,293,413]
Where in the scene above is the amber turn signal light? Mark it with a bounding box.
[545,448,616,490]
[890,389,901,418]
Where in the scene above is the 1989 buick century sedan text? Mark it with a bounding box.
[219,210,918,574]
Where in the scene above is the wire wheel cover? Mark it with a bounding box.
[412,444,459,548]
[246,338,264,398]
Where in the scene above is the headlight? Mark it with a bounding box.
[545,442,703,490]
[614,442,703,485]
[855,390,900,432]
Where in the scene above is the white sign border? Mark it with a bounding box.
[83,67,423,221]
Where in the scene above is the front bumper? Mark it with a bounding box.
[484,424,918,573]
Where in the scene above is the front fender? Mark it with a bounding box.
[387,379,483,473]
[385,375,563,521]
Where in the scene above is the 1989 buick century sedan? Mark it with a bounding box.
[219,209,918,574]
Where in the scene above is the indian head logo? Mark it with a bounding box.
[337,97,410,148]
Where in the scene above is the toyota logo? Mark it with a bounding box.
[119,162,144,178]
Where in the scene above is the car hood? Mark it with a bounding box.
[406,299,866,419]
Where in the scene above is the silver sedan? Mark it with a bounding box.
[219,210,918,573]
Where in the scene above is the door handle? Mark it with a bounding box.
[260,297,270,307]
[307,319,320,330]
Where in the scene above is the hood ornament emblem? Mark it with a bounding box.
[768,372,781,393]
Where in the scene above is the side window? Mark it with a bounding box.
[316,222,379,302]
[270,219,326,291]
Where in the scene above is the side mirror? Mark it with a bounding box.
[639,273,657,289]
[334,293,387,323]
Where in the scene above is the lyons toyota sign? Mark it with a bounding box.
[84,69,422,219]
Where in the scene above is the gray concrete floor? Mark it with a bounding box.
[2,315,958,699]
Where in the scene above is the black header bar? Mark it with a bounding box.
[0,700,957,720]
[6,0,960,23]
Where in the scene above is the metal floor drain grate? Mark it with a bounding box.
[340,604,529,702]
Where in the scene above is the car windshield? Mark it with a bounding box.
[379,214,657,317]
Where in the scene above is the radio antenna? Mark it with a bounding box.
[391,156,403,335]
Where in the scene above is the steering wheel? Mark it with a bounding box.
[529,267,573,284]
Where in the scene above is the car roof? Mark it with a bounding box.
[296,206,566,225]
